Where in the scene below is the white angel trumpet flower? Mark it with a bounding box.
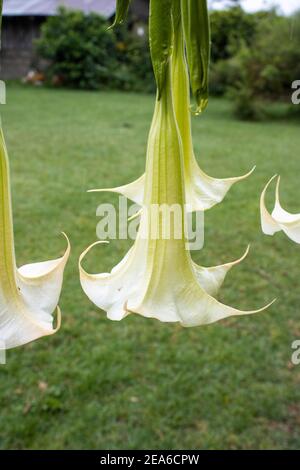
[260,174,300,244]
[0,127,70,349]
[80,67,273,326]
[89,25,254,212]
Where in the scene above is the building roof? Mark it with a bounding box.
[2,0,117,17]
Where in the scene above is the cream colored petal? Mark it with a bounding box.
[79,239,147,321]
[79,237,274,327]
[260,175,281,236]
[272,177,300,243]
[187,162,256,211]
[260,175,300,243]
[88,165,254,213]
[0,301,61,350]
[88,174,145,206]
[0,234,70,349]
[127,290,275,327]
[125,256,275,327]
[193,245,250,297]
[17,233,70,318]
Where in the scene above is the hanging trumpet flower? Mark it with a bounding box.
[0,2,70,349]
[0,125,70,349]
[90,0,254,212]
[80,60,273,325]
[260,175,300,244]
[80,0,274,325]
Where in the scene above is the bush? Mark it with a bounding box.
[124,37,155,93]
[210,57,242,96]
[111,22,155,93]
[210,6,262,63]
[231,12,300,102]
[209,8,300,119]
[229,87,264,121]
[36,7,155,93]
[36,7,120,90]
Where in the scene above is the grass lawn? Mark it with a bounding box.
[1,84,300,450]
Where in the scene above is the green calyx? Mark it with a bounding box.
[149,0,174,100]
[148,0,210,112]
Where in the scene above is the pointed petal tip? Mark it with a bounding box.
[233,165,256,182]
[222,244,251,268]
[260,174,278,204]
[266,174,278,189]
[226,165,256,183]
[79,240,110,275]
[245,165,256,177]
[61,232,71,253]
[237,244,250,263]
[128,208,142,222]
[249,297,277,315]
[87,188,106,193]
[275,174,281,202]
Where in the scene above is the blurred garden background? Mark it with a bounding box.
[0,0,300,450]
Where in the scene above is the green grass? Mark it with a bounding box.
[1,84,300,450]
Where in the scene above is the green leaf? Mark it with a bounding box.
[149,0,173,99]
[181,0,210,114]
[109,0,131,29]
[0,0,3,38]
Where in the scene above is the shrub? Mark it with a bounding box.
[36,7,155,93]
[229,87,265,121]
[124,36,155,93]
[210,57,242,96]
[231,12,300,102]
[36,7,119,90]
[210,6,261,63]
[210,9,300,119]
[111,22,155,93]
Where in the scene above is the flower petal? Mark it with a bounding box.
[79,239,273,327]
[88,174,145,206]
[260,175,300,243]
[17,233,70,317]
[193,245,250,297]
[260,174,281,236]
[0,301,62,350]
[0,233,70,349]
[79,239,147,322]
[186,162,256,211]
[88,165,255,213]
